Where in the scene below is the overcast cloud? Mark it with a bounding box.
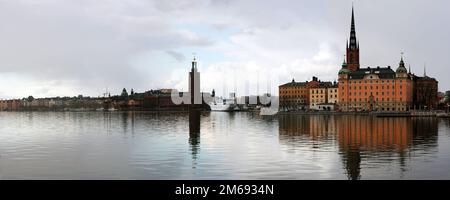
[0,0,449,99]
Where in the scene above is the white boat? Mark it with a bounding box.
[208,92,240,111]
[208,97,237,111]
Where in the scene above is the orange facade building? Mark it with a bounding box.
[338,60,414,111]
[279,76,322,111]
[337,7,414,112]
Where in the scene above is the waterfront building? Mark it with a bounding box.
[0,99,22,111]
[338,7,414,112]
[279,76,321,111]
[0,100,8,111]
[142,89,186,110]
[327,83,339,105]
[338,58,414,112]
[309,81,337,111]
[412,68,439,110]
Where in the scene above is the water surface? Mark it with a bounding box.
[0,111,449,179]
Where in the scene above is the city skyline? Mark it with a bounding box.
[1,0,449,99]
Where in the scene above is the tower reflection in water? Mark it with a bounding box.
[278,115,438,180]
[189,110,201,161]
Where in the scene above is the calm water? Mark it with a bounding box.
[1,111,450,180]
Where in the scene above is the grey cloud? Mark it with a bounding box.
[0,0,449,98]
[166,50,186,62]
[0,0,214,97]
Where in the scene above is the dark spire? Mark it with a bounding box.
[399,52,405,68]
[342,55,347,67]
[349,5,357,50]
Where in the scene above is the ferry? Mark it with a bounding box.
[208,93,239,111]
[208,97,238,111]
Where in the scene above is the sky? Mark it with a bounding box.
[0,0,449,99]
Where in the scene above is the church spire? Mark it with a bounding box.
[346,5,360,72]
[349,5,357,50]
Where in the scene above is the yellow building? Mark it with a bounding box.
[309,81,338,110]
[310,87,327,107]
[327,85,339,104]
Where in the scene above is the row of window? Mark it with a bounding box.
[342,79,405,84]
[280,90,307,94]
[343,97,404,102]
[311,89,337,94]
[281,95,307,98]
[343,85,403,90]
[281,89,338,94]
[345,91,403,96]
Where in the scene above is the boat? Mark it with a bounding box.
[208,97,237,111]
[207,93,239,111]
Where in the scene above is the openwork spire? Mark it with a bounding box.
[349,6,357,50]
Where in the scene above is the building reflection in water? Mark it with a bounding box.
[278,115,438,180]
[189,110,201,162]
